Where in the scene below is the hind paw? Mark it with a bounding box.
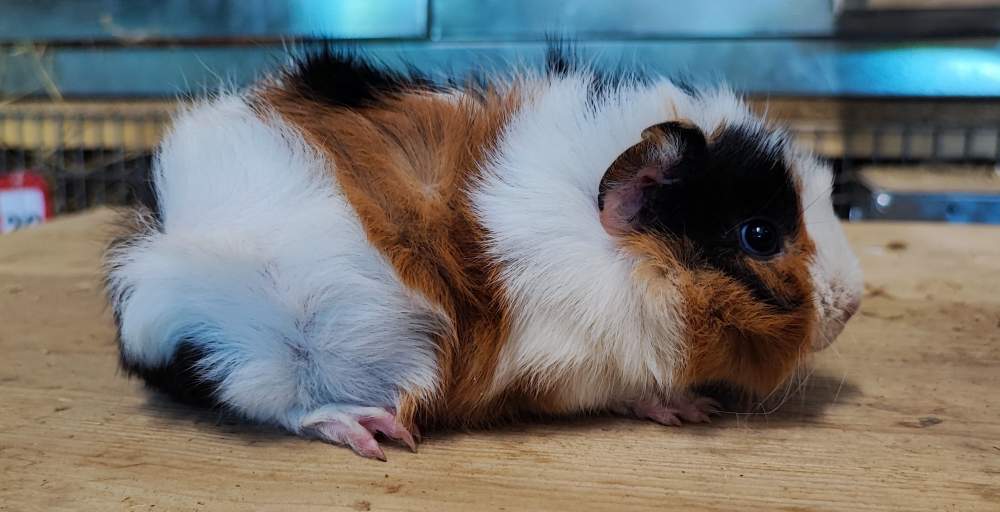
[301,405,418,461]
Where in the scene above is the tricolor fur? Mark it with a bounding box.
[104,48,862,445]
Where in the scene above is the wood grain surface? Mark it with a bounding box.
[1,209,998,511]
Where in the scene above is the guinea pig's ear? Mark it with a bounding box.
[598,121,707,235]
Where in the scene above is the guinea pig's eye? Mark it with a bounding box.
[738,218,781,258]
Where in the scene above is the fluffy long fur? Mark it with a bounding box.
[104,48,862,446]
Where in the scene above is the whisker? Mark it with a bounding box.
[799,182,835,219]
[763,362,818,415]
[832,367,848,405]
[754,372,792,412]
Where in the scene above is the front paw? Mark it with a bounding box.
[616,394,720,426]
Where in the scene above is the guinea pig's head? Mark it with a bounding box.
[599,113,862,397]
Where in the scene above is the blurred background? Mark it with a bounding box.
[1,0,999,233]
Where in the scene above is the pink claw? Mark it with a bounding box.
[360,414,417,453]
[302,405,419,460]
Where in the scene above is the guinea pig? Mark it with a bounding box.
[103,47,863,460]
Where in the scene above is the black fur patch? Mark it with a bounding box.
[637,123,802,310]
[545,38,579,77]
[284,48,438,109]
[670,73,701,98]
[544,41,651,104]
[119,340,220,407]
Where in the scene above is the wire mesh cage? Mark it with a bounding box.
[0,104,170,221]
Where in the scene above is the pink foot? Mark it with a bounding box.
[619,394,720,426]
[300,405,417,461]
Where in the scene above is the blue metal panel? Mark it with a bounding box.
[0,0,428,42]
[833,43,1000,97]
[431,0,837,40]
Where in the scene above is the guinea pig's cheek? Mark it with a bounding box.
[672,272,769,393]
[675,252,818,395]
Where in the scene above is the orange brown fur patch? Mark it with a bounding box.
[262,83,556,428]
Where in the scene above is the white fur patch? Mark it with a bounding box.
[105,96,442,429]
[472,75,708,411]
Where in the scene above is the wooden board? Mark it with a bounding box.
[0,101,173,152]
[1,209,998,511]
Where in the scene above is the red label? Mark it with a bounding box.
[0,171,52,233]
